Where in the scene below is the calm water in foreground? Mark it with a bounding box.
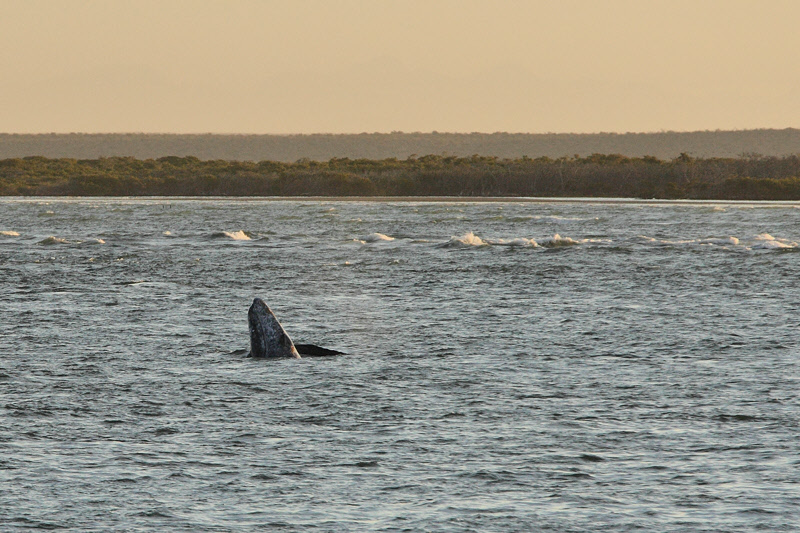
[1,198,799,531]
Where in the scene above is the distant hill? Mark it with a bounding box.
[1,130,799,161]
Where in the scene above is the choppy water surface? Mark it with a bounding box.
[1,198,799,531]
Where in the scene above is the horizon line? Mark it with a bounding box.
[2,127,798,136]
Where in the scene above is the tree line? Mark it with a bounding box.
[2,153,800,200]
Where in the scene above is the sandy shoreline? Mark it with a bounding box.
[3,196,800,206]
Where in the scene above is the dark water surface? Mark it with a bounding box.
[1,198,799,531]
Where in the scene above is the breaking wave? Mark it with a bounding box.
[36,236,106,245]
[445,232,489,247]
[37,236,69,245]
[751,233,798,249]
[211,230,251,241]
[442,232,606,248]
[698,237,740,246]
[494,237,538,247]
[361,233,395,243]
[640,233,797,250]
[538,234,580,247]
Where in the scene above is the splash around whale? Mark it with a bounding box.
[247,298,345,358]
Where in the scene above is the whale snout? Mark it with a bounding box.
[250,297,269,313]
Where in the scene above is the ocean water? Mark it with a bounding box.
[1,197,799,531]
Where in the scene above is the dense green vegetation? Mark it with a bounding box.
[2,153,800,200]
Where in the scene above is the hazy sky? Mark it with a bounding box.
[2,0,799,134]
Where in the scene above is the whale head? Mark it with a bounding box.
[248,298,301,358]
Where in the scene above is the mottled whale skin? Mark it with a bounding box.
[248,298,300,358]
[247,298,344,358]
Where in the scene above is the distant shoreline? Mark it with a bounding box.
[3,154,800,200]
[3,196,800,207]
[2,129,800,161]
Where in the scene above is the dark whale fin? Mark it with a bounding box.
[295,344,346,357]
[247,298,346,358]
[248,298,301,358]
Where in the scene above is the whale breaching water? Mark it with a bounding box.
[248,298,345,358]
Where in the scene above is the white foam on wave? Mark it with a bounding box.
[82,238,106,245]
[538,234,581,246]
[754,233,776,241]
[493,237,538,247]
[751,233,797,249]
[752,240,793,249]
[362,233,395,243]
[1,230,20,236]
[698,237,740,246]
[641,235,738,247]
[213,230,251,241]
[640,233,796,250]
[538,234,610,246]
[444,232,602,248]
[446,232,488,247]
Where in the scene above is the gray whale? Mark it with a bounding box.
[248,298,345,358]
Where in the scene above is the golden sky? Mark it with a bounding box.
[2,0,798,133]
